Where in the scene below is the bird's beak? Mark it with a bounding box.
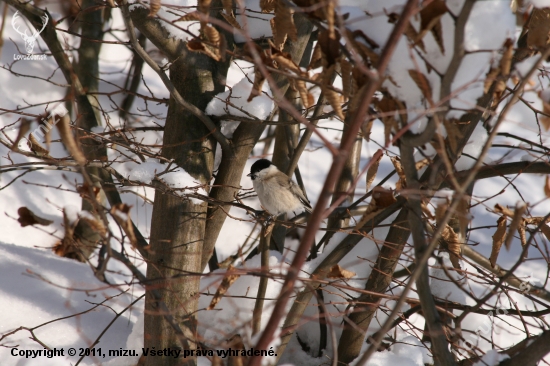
[247,173,252,177]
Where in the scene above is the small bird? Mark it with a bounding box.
[247,159,312,217]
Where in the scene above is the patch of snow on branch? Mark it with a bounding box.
[127,159,165,184]
[161,168,208,204]
[526,0,550,8]
[206,73,273,138]
[464,1,515,52]
[130,0,199,42]
[455,123,489,171]
[126,159,207,204]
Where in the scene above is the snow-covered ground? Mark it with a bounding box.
[0,0,549,365]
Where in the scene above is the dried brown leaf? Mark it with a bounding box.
[524,216,545,226]
[56,115,86,165]
[442,225,461,268]
[351,29,379,49]
[494,203,514,217]
[271,51,301,74]
[405,23,425,52]
[198,0,212,14]
[308,42,323,70]
[408,69,432,101]
[323,86,345,120]
[431,18,445,54]
[177,11,201,22]
[27,133,50,156]
[340,59,352,100]
[347,39,378,71]
[220,11,241,29]
[222,0,233,13]
[518,222,527,248]
[526,8,550,49]
[500,38,514,76]
[361,118,374,141]
[484,66,500,94]
[371,186,396,208]
[415,158,429,171]
[187,38,221,61]
[270,0,296,50]
[317,29,341,67]
[148,0,161,17]
[355,187,395,230]
[456,194,470,238]
[327,264,355,279]
[204,25,220,45]
[545,176,550,198]
[443,119,463,156]
[208,265,240,309]
[324,0,335,39]
[390,156,406,189]
[366,151,383,191]
[504,203,527,251]
[17,207,53,227]
[11,118,32,151]
[53,208,82,261]
[260,0,276,13]
[490,216,507,267]
[247,68,266,102]
[417,0,448,53]
[77,183,101,200]
[110,203,137,248]
[293,79,312,109]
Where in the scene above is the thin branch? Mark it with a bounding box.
[119,1,232,155]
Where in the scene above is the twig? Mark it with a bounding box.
[247,0,419,363]
[74,294,145,366]
[252,226,271,335]
[119,1,232,155]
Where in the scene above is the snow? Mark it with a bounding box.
[0,1,549,366]
[515,55,540,78]
[526,0,550,8]
[464,1,515,52]
[124,159,208,204]
[354,336,431,366]
[131,0,200,42]
[0,242,139,366]
[234,0,273,43]
[160,168,209,204]
[455,123,489,171]
[472,350,510,366]
[127,159,165,184]
[206,73,274,137]
[430,252,467,304]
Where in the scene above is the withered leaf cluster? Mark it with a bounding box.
[490,203,550,268]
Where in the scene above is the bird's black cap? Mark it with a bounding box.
[248,159,273,177]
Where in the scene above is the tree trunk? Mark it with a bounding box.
[74,0,107,260]
[144,34,230,366]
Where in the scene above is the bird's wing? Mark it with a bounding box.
[269,173,312,212]
[288,180,312,212]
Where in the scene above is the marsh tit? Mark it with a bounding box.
[247,159,312,216]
